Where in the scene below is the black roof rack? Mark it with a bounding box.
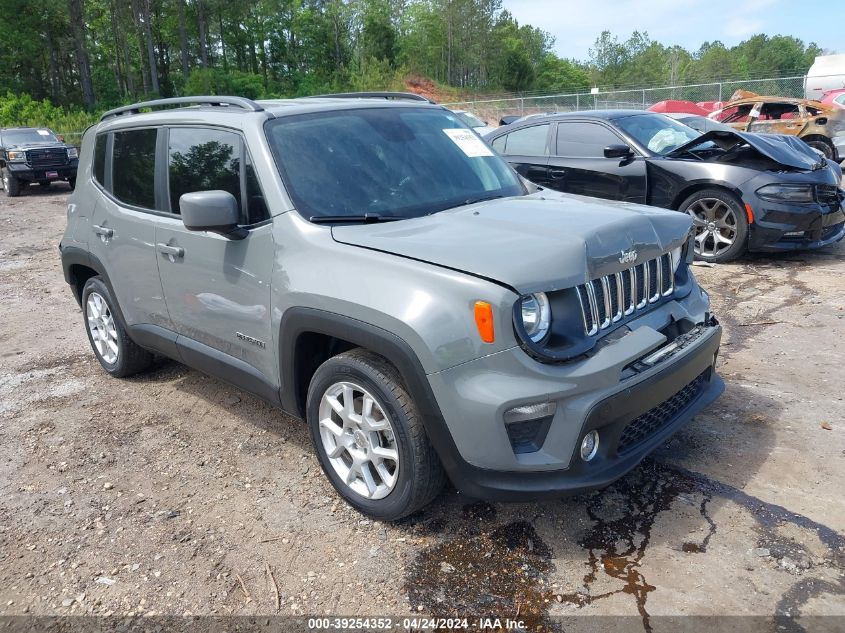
[100,96,264,121]
[307,91,436,104]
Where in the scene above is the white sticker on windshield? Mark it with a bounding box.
[37,129,50,136]
[443,128,494,157]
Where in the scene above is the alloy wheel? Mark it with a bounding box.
[86,292,119,364]
[686,198,738,259]
[317,381,399,500]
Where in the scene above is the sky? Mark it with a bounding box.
[501,0,843,61]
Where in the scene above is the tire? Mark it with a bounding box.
[81,276,154,377]
[306,349,446,521]
[679,188,748,263]
[805,138,834,160]
[68,177,76,191]
[2,169,21,197]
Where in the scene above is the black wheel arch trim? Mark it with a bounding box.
[59,246,128,324]
[278,307,470,480]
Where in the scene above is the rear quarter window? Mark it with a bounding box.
[112,129,157,209]
[93,134,107,185]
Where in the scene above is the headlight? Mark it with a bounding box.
[519,292,551,343]
[7,150,26,162]
[67,147,78,159]
[671,245,683,272]
[756,184,814,203]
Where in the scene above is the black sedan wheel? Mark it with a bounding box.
[680,189,748,263]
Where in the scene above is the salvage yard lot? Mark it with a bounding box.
[0,187,843,628]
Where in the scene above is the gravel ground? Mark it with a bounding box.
[0,185,843,630]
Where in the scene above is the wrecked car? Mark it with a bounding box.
[708,90,845,162]
[487,111,844,262]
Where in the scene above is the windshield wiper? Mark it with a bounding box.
[309,213,404,224]
[431,194,507,215]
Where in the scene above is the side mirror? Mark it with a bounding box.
[604,144,633,159]
[180,190,246,240]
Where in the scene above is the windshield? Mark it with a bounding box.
[265,107,523,221]
[3,129,59,145]
[615,113,704,155]
[454,111,486,128]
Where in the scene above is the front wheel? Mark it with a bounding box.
[805,138,834,160]
[679,189,749,263]
[2,169,21,197]
[68,177,76,190]
[306,349,446,521]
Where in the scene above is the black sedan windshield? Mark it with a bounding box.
[3,129,59,145]
[265,107,522,221]
[614,113,703,155]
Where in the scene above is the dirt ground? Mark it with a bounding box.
[0,185,843,631]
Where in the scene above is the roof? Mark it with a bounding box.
[95,95,443,133]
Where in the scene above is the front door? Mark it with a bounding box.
[547,121,647,203]
[154,126,276,388]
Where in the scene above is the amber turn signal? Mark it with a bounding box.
[474,301,495,343]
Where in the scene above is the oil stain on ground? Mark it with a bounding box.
[405,503,560,632]
[406,460,844,633]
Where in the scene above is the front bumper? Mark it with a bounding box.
[6,161,77,182]
[747,194,845,252]
[426,292,723,500]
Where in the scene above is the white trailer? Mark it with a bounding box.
[805,54,845,100]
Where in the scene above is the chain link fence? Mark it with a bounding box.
[444,75,812,126]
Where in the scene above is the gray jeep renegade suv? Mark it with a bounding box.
[60,95,724,520]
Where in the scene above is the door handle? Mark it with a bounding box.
[156,243,184,259]
[93,225,113,238]
[549,169,566,179]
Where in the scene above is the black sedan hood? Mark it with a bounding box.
[669,130,825,171]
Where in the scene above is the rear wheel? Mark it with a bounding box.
[2,169,21,197]
[306,349,446,521]
[81,276,154,377]
[679,189,748,263]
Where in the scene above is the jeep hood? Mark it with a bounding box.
[331,193,691,294]
[669,129,825,171]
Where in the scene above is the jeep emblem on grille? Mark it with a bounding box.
[618,249,638,264]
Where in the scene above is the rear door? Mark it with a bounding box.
[489,123,551,186]
[87,128,171,330]
[154,126,276,389]
[747,102,805,136]
[547,120,647,203]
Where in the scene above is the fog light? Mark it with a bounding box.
[580,430,599,462]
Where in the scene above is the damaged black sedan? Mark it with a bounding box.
[487,111,845,262]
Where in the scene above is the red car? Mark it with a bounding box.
[821,89,845,110]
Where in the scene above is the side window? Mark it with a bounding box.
[244,152,269,224]
[835,94,845,107]
[93,134,107,185]
[717,104,753,123]
[555,122,623,157]
[168,127,241,215]
[112,129,157,209]
[758,103,800,120]
[499,124,549,156]
[491,135,507,153]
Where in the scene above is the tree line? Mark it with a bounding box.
[0,0,827,118]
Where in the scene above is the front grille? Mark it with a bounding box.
[576,252,675,336]
[26,148,68,168]
[617,370,708,454]
[816,185,842,205]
